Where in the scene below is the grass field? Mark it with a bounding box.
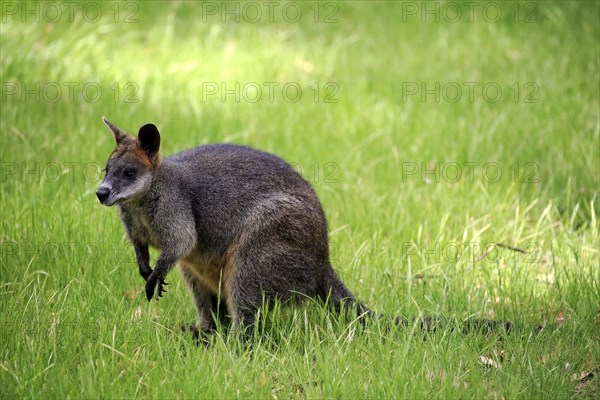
[1,0,599,398]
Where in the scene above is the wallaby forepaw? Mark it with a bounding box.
[145,272,167,301]
[145,280,154,302]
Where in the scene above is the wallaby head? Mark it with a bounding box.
[96,117,161,206]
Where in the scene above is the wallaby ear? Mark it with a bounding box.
[102,116,132,146]
[137,123,161,160]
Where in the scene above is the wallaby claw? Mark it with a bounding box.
[158,281,168,297]
[157,279,168,299]
[145,273,168,301]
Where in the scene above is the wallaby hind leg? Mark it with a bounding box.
[179,266,229,333]
[225,242,324,334]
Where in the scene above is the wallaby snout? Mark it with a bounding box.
[96,186,111,205]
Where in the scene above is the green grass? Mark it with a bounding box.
[1,0,599,398]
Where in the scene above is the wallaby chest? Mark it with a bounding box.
[119,203,162,249]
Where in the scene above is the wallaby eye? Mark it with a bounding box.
[123,168,136,178]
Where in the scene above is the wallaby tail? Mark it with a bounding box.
[320,266,542,334]
[394,315,537,334]
[319,266,373,318]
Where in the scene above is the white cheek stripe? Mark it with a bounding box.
[114,173,152,201]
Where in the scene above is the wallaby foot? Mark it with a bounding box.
[181,323,215,347]
[180,266,230,333]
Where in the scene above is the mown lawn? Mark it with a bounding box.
[1,1,598,398]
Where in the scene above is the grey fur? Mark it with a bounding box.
[97,118,368,332]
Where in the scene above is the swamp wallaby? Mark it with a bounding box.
[97,118,527,336]
[97,117,369,334]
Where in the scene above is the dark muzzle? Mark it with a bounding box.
[96,187,110,204]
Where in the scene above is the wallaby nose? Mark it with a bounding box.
[96,187,110,203]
